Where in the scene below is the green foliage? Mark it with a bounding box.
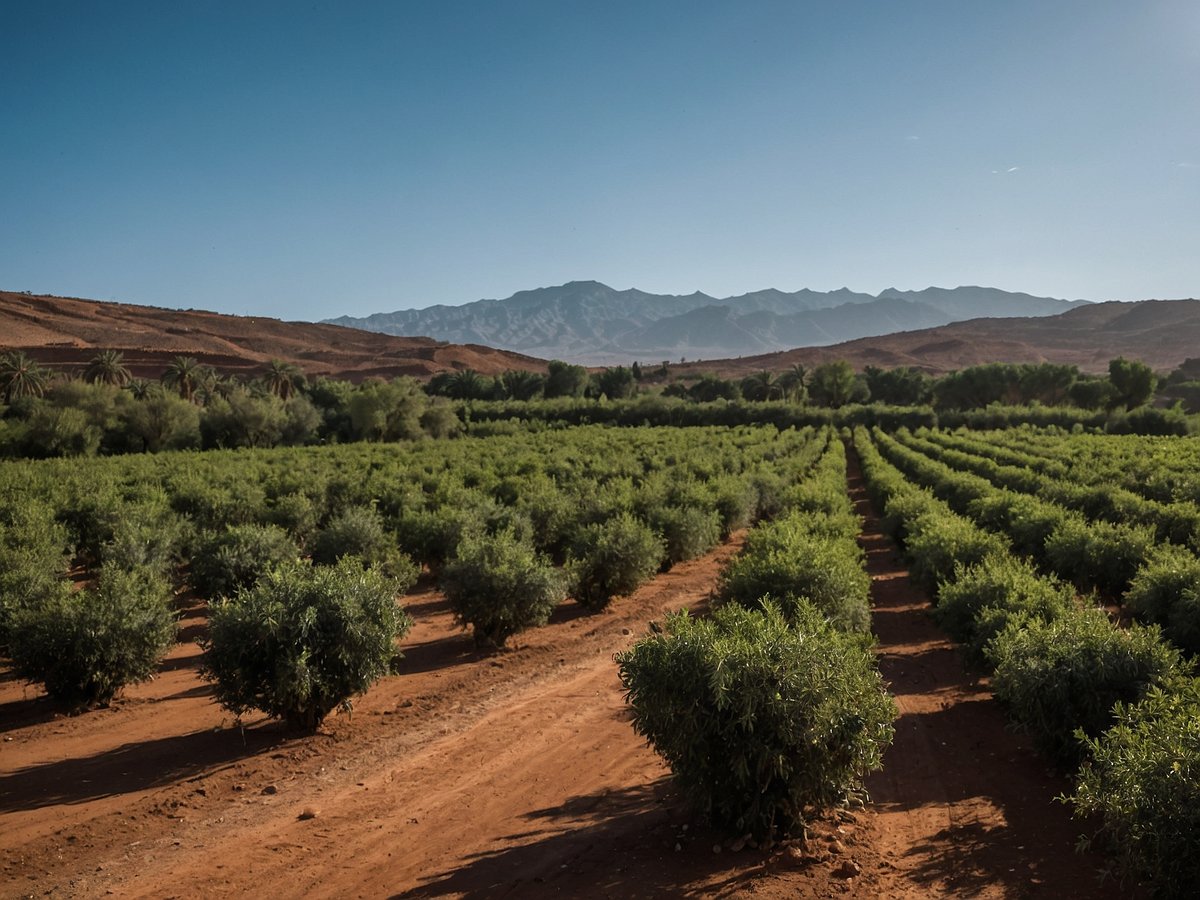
[0,500,72,646]
[904,512,1008,597]
[1108,357,1157,411]
[191,524,301,599]
[933,555,1074,667]
[1070,678,1200,898]
[648,504,722,568]
[348,377,427,441]
[988,608,1183,766]
[808,361,863,408]
[1126,544,1198,624]
[101,497,185,575]
[200,559,411,730]
[440,529,568,649]
[1044,516,1156,595]
[616,602,896,838]
[718,519,870,633]
[7,563,176,709]
[566,513,664,610]
[543,360,589,399]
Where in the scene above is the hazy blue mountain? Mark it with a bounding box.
[325,281,1087,363]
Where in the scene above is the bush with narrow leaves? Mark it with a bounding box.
[718,524,870,633]
[200,559,411,730]
[1070,677,1200,898]
[440,529,567,650]
[616,601,896,838]
[988,607,1182,766]
[191,524,301,599]
[648,504,722,569]
[934,555,1075,667]
[8,563,176,709]
[567,514,664,610]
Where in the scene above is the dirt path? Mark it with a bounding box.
[1,537,885,899]
[847,449,1122,898]
[2,464,1126,899]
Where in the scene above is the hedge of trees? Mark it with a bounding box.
[1,350,1196,462]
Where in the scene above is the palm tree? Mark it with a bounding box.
[500,369,545,401]
[125,378,159,400]
[778,364,808,402]
[263,359,305,399]
[0,351,52,403]
[447,369,488,400]
[162,356,203,402]
[740,371,784,402]
[84,349,132,386]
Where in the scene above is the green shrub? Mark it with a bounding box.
[312,505,390,566]
[200,559,411,730]
[440,529,568,650]
[648,505,722,569]
[616,601,896,838]
[988,608,1182,766]
[190,524,301,599]
[0,501,71,646]
[567,514,664,611]
[100,499,184,575]
[1071,678,1200,898]
[879,488,937,544]
[1045,517,1157,596]
[718,529,870,633]
[934,555,1074,668]
[711,477,758,537]
[8,563,176,709]
[1126,544,1200,654]
[905,512,1008,598]
[262,491,320,545]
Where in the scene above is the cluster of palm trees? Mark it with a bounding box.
[0,349,307,405]
[738,365,808,402]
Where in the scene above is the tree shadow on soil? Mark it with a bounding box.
[0,724,291,813]
[898,819,1108,897]
[0,692,60,734]
[394,781,761,899]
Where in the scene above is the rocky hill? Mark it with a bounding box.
[0,291,548,381]
[325,281,1088,363]
[671,299,1200,377]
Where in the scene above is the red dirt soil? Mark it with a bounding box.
[1,476,1124,898]
[0,290,547,382]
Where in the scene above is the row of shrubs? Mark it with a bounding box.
[938,426,1200,508]
[618,437,898,840]
[855,427,1199,896]
[462,396,1198,436]
[0,425,834,718]
[901,428,1200,553]
[875,427,1200,657]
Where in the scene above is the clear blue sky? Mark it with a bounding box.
[2,1,1197,320]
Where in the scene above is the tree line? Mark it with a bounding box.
[0,348,1189,460]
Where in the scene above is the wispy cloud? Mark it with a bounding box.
[991,166,1021,174]
[1177,161,1196,169]
[905,135,920,142]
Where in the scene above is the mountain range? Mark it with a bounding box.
[324,281,1090,364]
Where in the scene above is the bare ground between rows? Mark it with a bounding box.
[847,448,1126,899]
[0,534,891,899]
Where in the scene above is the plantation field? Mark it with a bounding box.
[2,424,1194,896]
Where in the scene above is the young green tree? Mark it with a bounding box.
[200,559,411,731]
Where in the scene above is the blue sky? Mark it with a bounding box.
[2,1,1197,320]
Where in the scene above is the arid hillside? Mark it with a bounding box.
[672,299,1200,376]
[0,291,548,381]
